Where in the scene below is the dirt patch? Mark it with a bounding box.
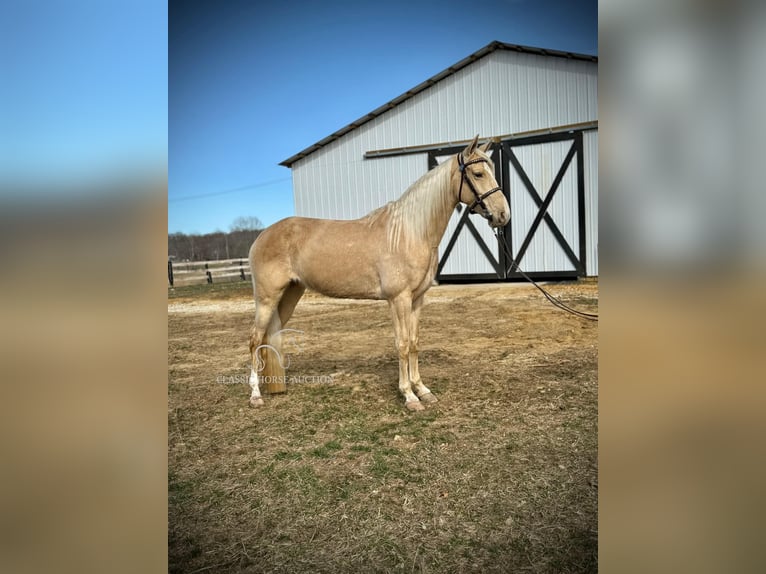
[169,280,597,573]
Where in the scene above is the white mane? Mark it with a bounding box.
[366,159,455,251]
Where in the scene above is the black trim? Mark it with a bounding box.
[575,132,587,274]
[439,270,580,283]
[499,142,512,273]
[438,273,505,283]
[503,130,581,147]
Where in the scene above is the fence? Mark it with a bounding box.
[168,258,251,287]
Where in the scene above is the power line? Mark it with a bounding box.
[169,177,291,202]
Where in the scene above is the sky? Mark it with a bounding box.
[1,0,167,190]
[169,0,597,234]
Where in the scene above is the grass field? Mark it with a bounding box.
[168,280,598,573]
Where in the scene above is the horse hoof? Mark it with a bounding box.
[249,397,265,408]
[419,392,438,404]
[405,400,425,412]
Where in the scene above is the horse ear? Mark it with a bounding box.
[479,141,493,153]
[462,135,480,157]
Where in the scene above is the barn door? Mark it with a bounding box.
[433,131,587,281]
[430,146,505,281]
[502,132,586,278]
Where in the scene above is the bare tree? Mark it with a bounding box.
[230,216,263,232]
[168,218,264,262]
[168,232,189,260]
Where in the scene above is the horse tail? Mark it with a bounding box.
[248,236,259,297]
[258,333,286,394]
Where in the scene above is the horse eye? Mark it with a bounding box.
[473,171,484,178]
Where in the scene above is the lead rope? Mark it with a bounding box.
[494,229,598,321]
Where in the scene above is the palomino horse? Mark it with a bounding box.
[248,135,510,410]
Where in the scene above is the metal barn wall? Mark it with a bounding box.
[290,48,598,276]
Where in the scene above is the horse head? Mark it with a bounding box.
[455,135,510,228]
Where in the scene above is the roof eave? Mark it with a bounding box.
[279,41,597,168]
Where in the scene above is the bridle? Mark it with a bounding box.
[457,152,502,220]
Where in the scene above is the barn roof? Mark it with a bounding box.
[280,41,598,168]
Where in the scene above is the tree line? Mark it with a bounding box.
[168,216,264,262]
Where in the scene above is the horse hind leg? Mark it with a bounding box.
[278,282,305,326]
[264,282,306,387]
[248,295,282,407]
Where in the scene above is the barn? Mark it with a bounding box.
[280,41,598,281]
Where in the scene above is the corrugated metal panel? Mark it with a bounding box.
[293,151,428,221]
[290,48,597,275]
[583,130,598,275]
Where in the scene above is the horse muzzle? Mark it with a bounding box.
[486,208,510,228]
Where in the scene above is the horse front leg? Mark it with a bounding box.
[409,295,437,404]
[389,294,424,411]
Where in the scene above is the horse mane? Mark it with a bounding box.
[365,158,455,251]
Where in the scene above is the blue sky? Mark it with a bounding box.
[171,0,596,234]
[1,0,167,190]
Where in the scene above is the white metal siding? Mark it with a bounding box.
[294,153,428,220]
[583,130,598,275]
[289,49,598,276]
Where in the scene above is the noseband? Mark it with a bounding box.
[457,153,502,219]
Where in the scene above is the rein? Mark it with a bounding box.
[494,228,599,321]
[457,153,502,220]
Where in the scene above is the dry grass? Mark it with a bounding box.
[168,280,597,573]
